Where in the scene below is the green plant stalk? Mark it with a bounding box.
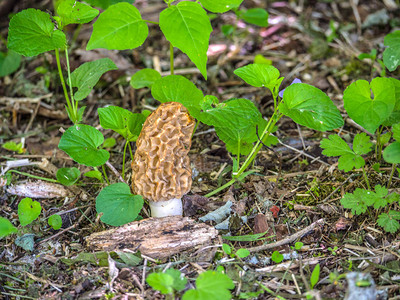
[170,43,174,75]
[7,170,58,183]
[121,140,130,180]
[143,19,159,25]
[128,142,134,160]
[102,164,110,185]
[205,178,236,197]
[362,166,371,190]
[257,281,286,300]
[387,163,397,188]
[55,48,74,120]
[375,126,383,161]
[65,46,77,122]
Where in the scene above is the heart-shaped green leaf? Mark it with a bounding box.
[69,58,117,101]
[96,182,143,226]
[160,1,212,79]
[48,214,62,230]
[56,167,80,186]
[56,0,99,28]
[7,9,67,56]
[234,64,283,96]
[199,0,243,13]
[279,83,344,131]
[0,50,21,77]
[18,197,41,226]
[58,124,110,167]
[87,2,148,50]
[240,8,269,27]
[151,75,204,118]
[0,217,18,238]
[383,30,400,72]
[343,77,395,133]
[130,69,161,89]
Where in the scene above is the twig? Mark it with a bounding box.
[248,219,325,252]
[105,161,127,185]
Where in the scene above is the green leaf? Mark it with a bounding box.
[295,242,304,250]
[84,0,134,10]
[69,58,117,101]
[84,170,103,181]
[240,8,269,27]
[146,273,175,295]
[103,137,116,148]
[0,50,21,77]
[393,123,400,141]
[310,264,320,289]
[98,106,145,141]
[116,251,142,266]
[130,68,161,89]
[372,185,389,209]
[343,78,395,133]
[18,197,41,226]
[182,271,234,300]
[383,141,400,164]
[96,182,143,226]
[15,234,35,251]
[383,30,400,72]
[383,78,400,126]
[159,1,212,79]
[0,217,18,238]
[222,230,271,242]
[199,0,243,13]
[2,141,24,153]
[222,243,232,255]
[377,211,400,233]
[234,64,282,96]
[279,83,344,131]
[271,250,283,263]
[340,189,375,215]
[56,0,99,28]
[58,124,110,167]
[235,248,250,258]
[7,9,66,56]
[56,167,80,186]
[320,133,372,172]
[48,214,62,230]
[221,24,234,37]
[379,132,392,145]
[165,269,187,292]
[87,2,148,50]
[151,75,204,118]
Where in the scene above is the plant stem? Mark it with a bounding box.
[205,178,236,197]
[170,43,174,75]
[387,163,397,188]
[55,48,74,120]
[143,19,159,25]
[65,46,76,119]
[122,140,129,180]
[128,142,134,160]
[192,120,200,137]
[7,170,58,183]
[362,166,371,190]
[102,164,110,185]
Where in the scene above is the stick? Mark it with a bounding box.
[248,219,325,253]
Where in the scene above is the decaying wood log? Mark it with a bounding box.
[86,216,218,259]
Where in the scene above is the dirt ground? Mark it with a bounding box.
[1,0,400,299]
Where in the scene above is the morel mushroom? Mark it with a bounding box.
[131,102,195,217]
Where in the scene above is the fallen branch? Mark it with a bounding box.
[248,218,325,253]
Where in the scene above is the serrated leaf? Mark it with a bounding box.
[320,134,353,156]
[69,58,117,101]
[96,182,143,226]
[0,50,21,77]
[58,124,110,167]
[87,3,148,50]
[151,75,204,118]
[352,132,373,155]
[146,273,174,295]
[279,83,344,131]
[18,197,41,226]
[48,214,62,230]
[56,0,99,28]
[159,1,212,79]
[0,217,18,238]
[383,30,400,72]
[343,78,395,133]
[340,189,375,215]
[377,211,400,233]
[199,0,243,13]
[372,185,389,209]
[56,167,80,186]
[383,142,400,164]
[130,68,161,89]
[182,271,234,300]
[240,8,269,27]
[7,9,66,57]
[165,269,187,292]
[234,64,282,96]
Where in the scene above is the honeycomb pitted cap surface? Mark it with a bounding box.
[131,102,195,202]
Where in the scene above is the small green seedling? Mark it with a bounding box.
[222,243,250,258]
[2,141,25,154]
[18,197,41,227]
[48,214,63,230]
[310,263,320,289]
[294,241,304,250]
[271,250,283,263]
[327,246,339,256]
[146,268,187,299]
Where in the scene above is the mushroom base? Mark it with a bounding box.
[149,198,183,218]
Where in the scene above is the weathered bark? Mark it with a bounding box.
[86,216,218,259]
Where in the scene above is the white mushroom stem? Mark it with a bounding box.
[149,198,183,218]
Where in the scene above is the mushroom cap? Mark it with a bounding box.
[131,102,195,202]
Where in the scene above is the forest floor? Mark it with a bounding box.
[1,0,400,299]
